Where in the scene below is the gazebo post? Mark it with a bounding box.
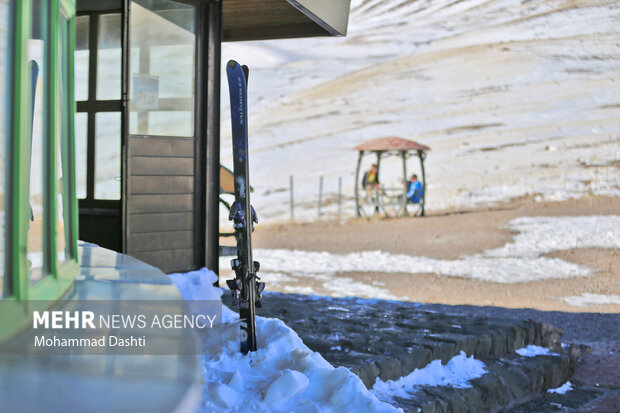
[401,150,408,217]
[418,150,427,217]
[375,151,382,215]
[354,150,364,217]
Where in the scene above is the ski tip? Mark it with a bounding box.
[242,65,249,81]
[227,60,238,68]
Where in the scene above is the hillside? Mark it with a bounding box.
[220,0,620,222]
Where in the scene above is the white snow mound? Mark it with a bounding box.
[168,268,398,412]
[516,345,558,357]
[548,381,573,395]
[372,351,486,403]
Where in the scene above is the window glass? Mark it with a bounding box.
[56,15,70,263]
[74,15,89,101]
[28,0,46,283]
[0,0,8,296]
[95,112,121,199]
[56,139,67,263]
[147,111,192,137]
[96,13,121,100]
[150,44,193,98]
[75,15,88,200]
[75,112,87,199]
[129,0,195,137]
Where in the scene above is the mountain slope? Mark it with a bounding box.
[221,0,620,222]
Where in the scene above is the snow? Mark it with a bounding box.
[485,215,620,258]
[263,370,310,407]
[168,268,399,412]
[217,0,620,224]
[516,345,558,357]
[562,293,620,308]
[253,248,589,287]
[371,351,487,403]
[169,268,228,303]
[547,381,573,395]
[221,216,617,295]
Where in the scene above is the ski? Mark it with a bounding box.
[225,60,265,354]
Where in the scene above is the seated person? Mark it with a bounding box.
[406,174,423,203]
[362,164,379,190]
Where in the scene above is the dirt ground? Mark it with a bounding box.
[243,196,620,313]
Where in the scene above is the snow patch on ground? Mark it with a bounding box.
[234,216,617,292]
[547,381,573,395]
[255,249,589,285]
[516,345,558,357]
[486,215,620,258]
[371,351,486,403]
[168,268,398,412]
[563,293,620,308]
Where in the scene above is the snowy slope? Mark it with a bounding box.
[220,0,620,223]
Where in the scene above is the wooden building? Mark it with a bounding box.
[76,0,351,274]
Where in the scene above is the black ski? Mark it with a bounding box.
[225,60,265,354]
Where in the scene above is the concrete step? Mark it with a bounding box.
[392,352,578,413]
[250,292,582,412]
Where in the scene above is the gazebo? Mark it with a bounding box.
[354,137,430,217]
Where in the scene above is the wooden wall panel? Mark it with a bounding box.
[128,231,193,252]
[126,136,196,273]
[129,212,193,233]
[130,176,194,195]
[129,249,195,273]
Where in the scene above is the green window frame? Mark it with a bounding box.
[1,0,77,343]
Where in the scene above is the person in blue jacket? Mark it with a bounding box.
[407,174,423,204]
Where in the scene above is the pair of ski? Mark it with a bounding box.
[225,60,265,354]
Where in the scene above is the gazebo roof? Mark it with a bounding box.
[354,137,430,152]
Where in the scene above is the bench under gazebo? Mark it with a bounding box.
[354,137,430,218]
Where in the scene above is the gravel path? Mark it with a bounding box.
[414,303,620,350]
[235,196,620,313]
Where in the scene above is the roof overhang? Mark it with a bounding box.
[76,0,350,42]
[223,0,351,41]
[354,137,431,152]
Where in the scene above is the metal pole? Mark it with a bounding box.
[289,175,294,221]
[205,1,222,280]
[375,152,382,215]
[338,176,342,219]
[318,176,324,219]
[121,0,130,252]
